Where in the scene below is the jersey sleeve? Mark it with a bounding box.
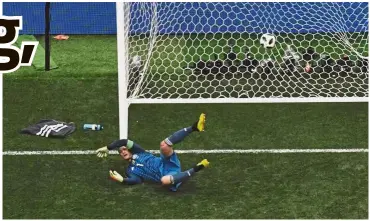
[123,174,143,185]
[107,139,146,153]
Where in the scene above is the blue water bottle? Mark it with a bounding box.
[83,124,103,131]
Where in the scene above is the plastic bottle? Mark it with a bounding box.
[83,124,103,131]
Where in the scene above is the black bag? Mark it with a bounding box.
[21,119,76,138]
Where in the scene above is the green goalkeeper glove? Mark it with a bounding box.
[109,170,124,183]
[96,146,109,158]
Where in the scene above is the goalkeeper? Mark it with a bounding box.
[96,113,209,191]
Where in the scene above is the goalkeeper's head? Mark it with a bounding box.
[118,146,133,160]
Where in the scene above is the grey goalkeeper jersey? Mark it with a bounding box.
[21,119,76,138]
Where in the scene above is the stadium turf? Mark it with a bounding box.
[3,154,368,219]
[3,35,368,219]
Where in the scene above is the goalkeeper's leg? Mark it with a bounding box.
[164,113,206,145]
[160,113,206,156]
[161,159,210,185]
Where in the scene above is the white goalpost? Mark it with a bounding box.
[116,2,369,139]
[116,2,130,139]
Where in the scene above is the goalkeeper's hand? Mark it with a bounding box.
[109,170,124,183]
[96,146,109,158]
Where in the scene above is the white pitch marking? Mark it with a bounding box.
[2,149,368,156]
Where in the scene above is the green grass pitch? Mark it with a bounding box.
[2,35,368,219]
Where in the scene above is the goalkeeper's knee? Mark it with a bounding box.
[161,175,172,185]
[160,141,174,157]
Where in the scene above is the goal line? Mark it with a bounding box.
[2,149,368,156]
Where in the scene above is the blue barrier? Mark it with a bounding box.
[3,2,368,35]
[3,2,116,34]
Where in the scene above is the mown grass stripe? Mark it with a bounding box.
[2,149,368,155]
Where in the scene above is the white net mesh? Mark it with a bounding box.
[123,2,368,100]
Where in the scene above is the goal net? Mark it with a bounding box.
[116,2,368,137]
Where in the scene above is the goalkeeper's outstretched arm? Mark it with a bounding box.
[107,139,133,150]
[109,170,143,185]
[96,139,145,158]
[124,176,143,185]
[108,139,146,153]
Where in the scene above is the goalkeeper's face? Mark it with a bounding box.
[118,146,132,160]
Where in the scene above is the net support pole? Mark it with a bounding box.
[116,2,130,139]
[45,2,51,71]
[0,4,3,206]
